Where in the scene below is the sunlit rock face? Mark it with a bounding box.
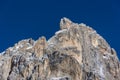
[0,18,120,80]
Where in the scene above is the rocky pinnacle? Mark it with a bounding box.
[0,18,120,80]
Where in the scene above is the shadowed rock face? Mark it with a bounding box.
[0,18,120,80]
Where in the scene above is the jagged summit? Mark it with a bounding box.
[0,18,120,80]
[60,17,72,29]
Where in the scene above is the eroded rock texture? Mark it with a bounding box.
[0,18,120,80]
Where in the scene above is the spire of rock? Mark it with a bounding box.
[0,18,120,80]
[33,36,47,58]
[60,17,72,29]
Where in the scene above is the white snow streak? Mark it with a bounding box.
[55,29,67,35]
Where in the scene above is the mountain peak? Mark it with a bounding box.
[0,18,120,80]
[60,17,72,29]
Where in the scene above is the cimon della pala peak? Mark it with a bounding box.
[0,18,120,80]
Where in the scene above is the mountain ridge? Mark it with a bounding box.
[0,18,119,80]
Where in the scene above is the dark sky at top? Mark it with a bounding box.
[0,0,120,59]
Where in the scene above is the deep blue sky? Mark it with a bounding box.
[0,0,120,59]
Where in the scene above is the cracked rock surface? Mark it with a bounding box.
[0,18,120,80]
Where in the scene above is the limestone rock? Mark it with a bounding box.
[0,18,120,80]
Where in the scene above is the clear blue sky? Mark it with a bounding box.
[0,0,120,59]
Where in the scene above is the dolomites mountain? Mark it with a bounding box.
[0,18,120,80]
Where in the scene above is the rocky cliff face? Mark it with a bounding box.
[0,18,120,80]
